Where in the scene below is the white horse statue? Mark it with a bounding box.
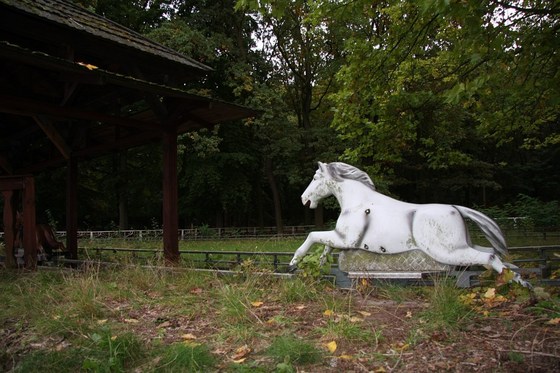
[289,162,531,288]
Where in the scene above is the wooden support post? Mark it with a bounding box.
[162,127,179,263]
[2,190,16,267]
[22,176,37,269]
[66,157,78,259]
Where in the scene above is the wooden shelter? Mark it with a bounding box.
[0,0,256,267]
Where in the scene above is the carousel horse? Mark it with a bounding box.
[289,162,531,288]
[14,211,66,258]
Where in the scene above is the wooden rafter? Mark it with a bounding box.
[34,116,71,159]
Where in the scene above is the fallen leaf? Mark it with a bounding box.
[357,311,371,317]
[124,318,139,324]
[158,321,171,328]
[182,333,197,340]
[326,340,337,353]
[296,305,306,310]
[183,340,201,347]
[251,301,264,308]
[460,292,477,305]
[232,345,251,361]
[97,319,107,325]
[323,309,334,317]
[349,316,363,323]
[405,311,413,318]
[374,366,387,372]
[338,354,353,360]
[547,318,560,325]
[484,288,496,299]
[496,268,515,286]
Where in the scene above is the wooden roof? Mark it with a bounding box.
[0,0,257,175]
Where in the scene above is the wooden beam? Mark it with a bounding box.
[66,157,78,260]
[21,176,37,269]
[0,94,159,131]
[2,190,16,268]
[34,116,71,159]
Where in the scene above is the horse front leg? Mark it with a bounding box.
[320,245,333,266]
[289,230,346,269]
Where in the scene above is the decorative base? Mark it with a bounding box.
[338,249,453,272]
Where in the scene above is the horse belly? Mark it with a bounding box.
[360,209,415,254]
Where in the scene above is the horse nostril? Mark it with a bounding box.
[305,200,311,208]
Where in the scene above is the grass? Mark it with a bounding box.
[0,257,556,372]
[418,276,473,332]
[266,335,323,365]
[150,343,216,372]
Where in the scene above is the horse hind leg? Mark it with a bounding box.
[487,254,533,289]
[424,246,532,288]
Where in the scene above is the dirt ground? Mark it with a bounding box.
[1,272,559,372]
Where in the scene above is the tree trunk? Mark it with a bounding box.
[265,158,283,234]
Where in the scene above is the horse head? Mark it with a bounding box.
[301,162,335,209]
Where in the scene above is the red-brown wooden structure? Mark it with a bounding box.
[0,0,256,267]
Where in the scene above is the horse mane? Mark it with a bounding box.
[326,162,376,190]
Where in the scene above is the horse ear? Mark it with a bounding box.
[318,162,326,172]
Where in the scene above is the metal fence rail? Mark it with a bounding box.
[77,245,560,281]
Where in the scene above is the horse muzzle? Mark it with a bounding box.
[302,196,317,209]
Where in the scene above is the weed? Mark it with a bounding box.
[297,246,331,280]
[419,276,472,332]
[277,277,319,303]
[266,335,322,365]
[217,284,252,323]
[152,343,216,372]
[508,351,525,363]
[12,349,84,373]
[376,281,422,303]
[528,298,560,318]
[226,360,269,372]
[82,327,144,372]
[216,323,261,345]
[317,317,378,344]
[405,327,427,347]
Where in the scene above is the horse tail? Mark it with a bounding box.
[453,205,508,256]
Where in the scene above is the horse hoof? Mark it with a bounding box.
[287,264,298,273]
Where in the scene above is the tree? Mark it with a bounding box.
[312,0,559,205]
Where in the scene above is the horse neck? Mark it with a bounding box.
[333,179,378,209]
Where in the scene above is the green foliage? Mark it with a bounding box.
[297,246,331,280]
[478,194,560,229]
[46,0,560,233]
[505,195,560,229]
